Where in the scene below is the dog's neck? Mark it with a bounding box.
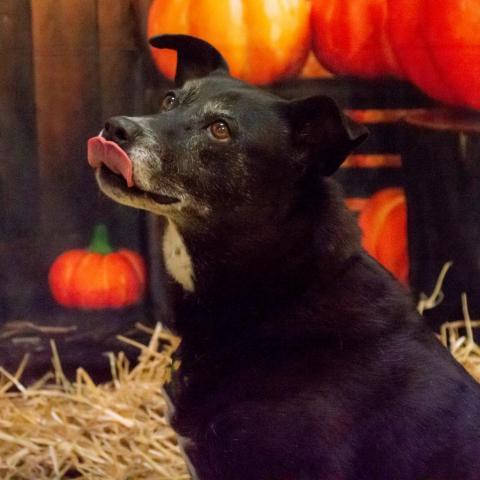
[162,178,361,336]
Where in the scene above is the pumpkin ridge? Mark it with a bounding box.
[273,0,311,80]
[49,250,85,307]
[423,0,479,108]
[114,253,137,305]
[64,252,87,308]
[113,254,141,307]
[118,250,146,292]
[371,195,405,256]
[187,0,193,48]
[360,189,404,254]
[101,253,114,308]
[376,202,409,283]
[387,0,458,104]
[80,252,103,308]
[358,188,408,283]
[63,251,87,306]
[242,0,253,81]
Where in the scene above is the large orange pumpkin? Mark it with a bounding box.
[358,188,409,283]
[49,225,146,309]
[388,0,480,110]
[311,0,402,78]
[147,0,311,85]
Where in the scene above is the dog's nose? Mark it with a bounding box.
[103,116,140,146]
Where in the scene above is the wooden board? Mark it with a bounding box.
[402,109,480,323]
[95,0,150,255]
[98,0,139,118]
[0,1,40,320]
[0,308,152,384]
[31,0,102,264]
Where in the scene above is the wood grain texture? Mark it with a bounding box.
[31,0,101,261]
[0,1,41,322]
[0,0,38,240]
[98,0,138,118]
[95,0,145,255]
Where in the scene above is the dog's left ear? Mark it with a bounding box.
[149,34,229,86]
[286,95,368,176]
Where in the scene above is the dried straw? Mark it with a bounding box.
[439,293,480,382]
[1,263,479,479]
[417,261,480,381]
[0,322,188,479]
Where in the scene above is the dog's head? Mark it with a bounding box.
[88,35,367,228]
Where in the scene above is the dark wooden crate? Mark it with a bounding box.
[401,109,480,324]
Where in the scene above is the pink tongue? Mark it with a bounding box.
[87,136,134,187]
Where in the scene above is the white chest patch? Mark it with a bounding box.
[163,220,195,292]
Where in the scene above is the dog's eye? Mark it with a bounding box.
[161,93,176,111]
[208,121,231,141]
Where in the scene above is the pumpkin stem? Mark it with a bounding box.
[89,224,113,254]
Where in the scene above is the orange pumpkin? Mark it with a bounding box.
[311,0,403,78]
[358,188,409,283]
[387,0,460,106]
[388,0,480,110]
[147,0,311,85]
[424,0,480,110]
[49,225,146,309]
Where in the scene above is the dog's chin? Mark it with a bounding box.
[96,165,181,214]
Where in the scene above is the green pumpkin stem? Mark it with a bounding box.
[89,224,114,254]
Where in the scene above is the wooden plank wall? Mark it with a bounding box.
[1,0,157,322]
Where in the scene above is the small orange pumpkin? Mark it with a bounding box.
[358,188,409,283]
[147,0,311,85]
[49,225,146,309]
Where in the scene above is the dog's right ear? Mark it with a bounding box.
[149,34,229,86]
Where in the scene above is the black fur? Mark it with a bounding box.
[94,35,480,480]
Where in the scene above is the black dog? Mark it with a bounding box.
[88,35,480,480]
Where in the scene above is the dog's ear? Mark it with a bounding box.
[286,95,368,176]
[149,34,229,86]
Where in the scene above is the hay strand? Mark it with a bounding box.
[417,261,453,314]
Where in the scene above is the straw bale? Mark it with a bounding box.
[0,323,188,479]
